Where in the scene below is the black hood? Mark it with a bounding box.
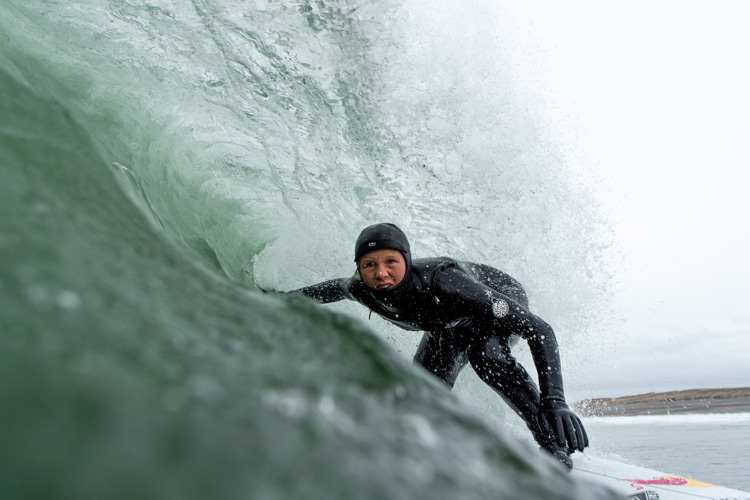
[354,223,411,266]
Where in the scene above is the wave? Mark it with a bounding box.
[0,1,614,498]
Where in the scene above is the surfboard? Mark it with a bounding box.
[571,455,750,499]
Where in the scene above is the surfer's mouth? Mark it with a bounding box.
[376,284,394,290]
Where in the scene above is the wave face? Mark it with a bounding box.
[0,1,612,498]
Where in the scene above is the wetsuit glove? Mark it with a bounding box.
[539,398,589,452]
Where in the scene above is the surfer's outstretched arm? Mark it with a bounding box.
[289,278,350,304]
[259,278,350,304]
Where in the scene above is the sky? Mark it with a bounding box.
[510,1,750,397]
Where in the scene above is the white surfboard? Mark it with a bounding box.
[571,455,750,500]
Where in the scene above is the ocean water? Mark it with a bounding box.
[583,413,750,492]
[1,1,620,499]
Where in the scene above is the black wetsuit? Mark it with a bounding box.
[292,257,588,456]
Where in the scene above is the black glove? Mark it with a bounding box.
[539,398,589,452]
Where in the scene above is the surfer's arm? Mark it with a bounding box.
[523,321,565,402]
[289,278,349,304]
[435,268,566,399]
[526,326,589,451]
[434,268,587,450]
[437,270,569,401]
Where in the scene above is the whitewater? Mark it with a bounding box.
[1,0,617,499]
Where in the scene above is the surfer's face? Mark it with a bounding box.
[358,249,406,290]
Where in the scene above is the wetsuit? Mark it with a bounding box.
[291,257,588,459]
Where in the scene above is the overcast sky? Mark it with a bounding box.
[511,1,750,397]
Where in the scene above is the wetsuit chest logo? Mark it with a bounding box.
[492,298,509,318]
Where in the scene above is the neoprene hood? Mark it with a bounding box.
[354,223,410,263]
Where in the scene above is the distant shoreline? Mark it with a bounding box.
[573,387,750,417]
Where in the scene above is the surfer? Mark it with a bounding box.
[269,222,588,469]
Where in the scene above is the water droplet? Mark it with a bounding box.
[57,290,82,311]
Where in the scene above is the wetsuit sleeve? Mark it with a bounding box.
[525,324,566,402]
[289,278,350,304]
[528,329,589,451]
[433,266,566,400]
[434,266,588,451]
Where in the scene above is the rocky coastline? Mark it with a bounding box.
[573,387,750,417]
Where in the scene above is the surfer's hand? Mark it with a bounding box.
[540,398,589,452]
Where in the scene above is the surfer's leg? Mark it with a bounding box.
[468,336,573,469]
[469,336,542,424]
[413,329,470,388]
